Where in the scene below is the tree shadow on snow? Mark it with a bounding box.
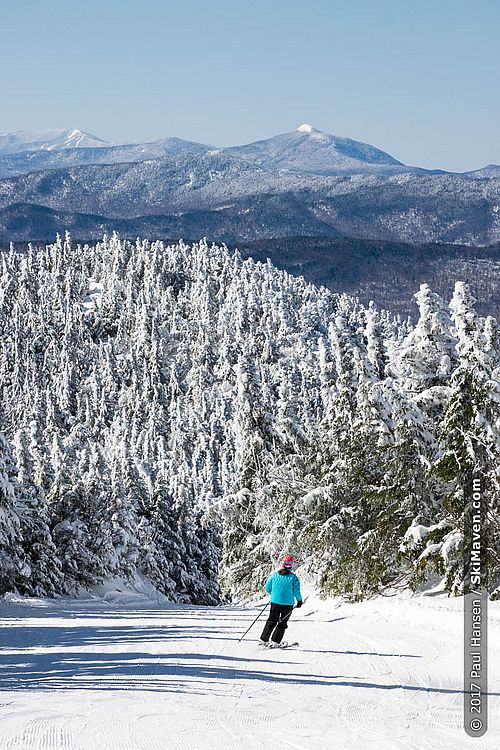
[300,648,422,658]
[2,604,499,699]
[0,622,245,651]
[1,648,499,698]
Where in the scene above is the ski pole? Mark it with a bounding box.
[238,601,270,642]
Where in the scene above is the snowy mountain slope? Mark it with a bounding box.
[462,164,500,179]
[305,172,500,244]
[0,124,416,177]
[1,164,500,244]
[224,123,417,176]
[0,152,306,216]
[0,128,111,154]
[1,591,499,750]
[0,203,117,241]
[1,124,500,247]
[0,125,496,181]
[0,195,340,244]
[0,137,214,179]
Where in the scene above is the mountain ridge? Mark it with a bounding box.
[1,159,499,245]
[0,124,458,177]
[0,124,497,179]
[1,124,499,177]
[0,128,111,154]
[224,123,408,176]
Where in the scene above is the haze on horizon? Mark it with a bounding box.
[1,0,499,173]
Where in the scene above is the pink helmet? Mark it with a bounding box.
[282,554,294,569]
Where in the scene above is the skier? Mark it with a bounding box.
[259,554,302,648]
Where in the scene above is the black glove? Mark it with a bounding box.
[295,600,303,608]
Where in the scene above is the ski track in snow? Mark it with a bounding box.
[0,594,499,750]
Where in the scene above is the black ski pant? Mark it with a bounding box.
[260,603,294,644]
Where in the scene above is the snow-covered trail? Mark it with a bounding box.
[0,592,499,750]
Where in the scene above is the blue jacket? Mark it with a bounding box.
[265,570,302,606]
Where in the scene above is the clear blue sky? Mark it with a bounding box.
[1,0,499,171]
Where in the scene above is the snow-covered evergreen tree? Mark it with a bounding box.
[0,236,498,602]
[0,431,27,593]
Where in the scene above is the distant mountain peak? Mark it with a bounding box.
[462,163,500,179]
[225,125,404,175]
[0,128,112,154]
[61,128,103,148]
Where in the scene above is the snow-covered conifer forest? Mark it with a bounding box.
[1,234,499,603]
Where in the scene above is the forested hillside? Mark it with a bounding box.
[237,236,500,320]
[0,235,499,602]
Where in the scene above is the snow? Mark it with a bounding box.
[440,530,464,565]
[418,542,443,560]
[301,486,328,506]
[400,519,444,552]
[82,280,103,311]
[1,588,499,750]
[296,124,329,143]
[0,128,111,154]
[400,522,429,550]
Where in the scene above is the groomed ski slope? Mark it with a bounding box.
[0,587,499,750]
